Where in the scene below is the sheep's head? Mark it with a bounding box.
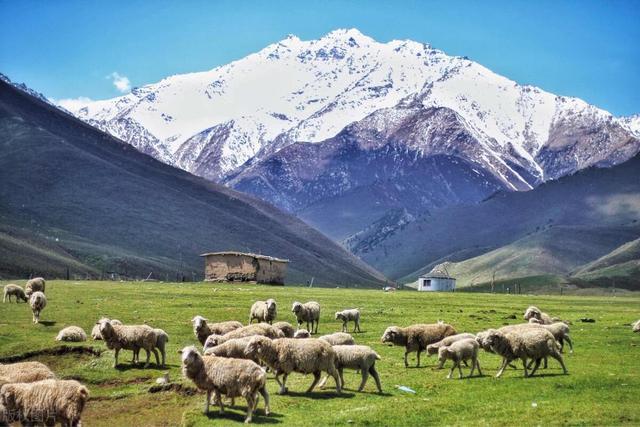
[523,306,541,321]
[0,384,16,409]
[203,334,223,350]
[426,343,439,355]
[437,346,452,362]
[266,299,277,314]
[528,317,543,324]
[294,329,310,338]
[179,345,202,367]
[191,316,207,332]
[19,294,28,303]
[485,330,505,348]
[97,319,114,337]
[335,312,345,321]
[245,336,270,357]
[381,326,402,345]
[291,302,302,314]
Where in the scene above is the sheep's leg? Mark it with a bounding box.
[244,395,254,423]
[315,318,319,334]
[357,320,362,333]
[143,348,151,368]
[152,348,160,366]
[529,358,542,377]
[447,362,455,379]
[114,348,120,368]
[469,358,476,377]
[543,356,548,369]
[565,336,574,354]
[204,390,211,414]
[278,373,289,395]
[369,365,382,393]
[318,374,329,389]
[416,350,422,367]
[495,358,509,377]
[327,364,342,393]
[307,371,322,393]
[404,351,409,368]
[475,358,483,377]
[358,366,369,391]
[457,360,464,379]
[339,367,345,390]
[551,352,568,374]
[259,386,270,415]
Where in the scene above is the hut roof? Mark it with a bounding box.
[200,251,289,263]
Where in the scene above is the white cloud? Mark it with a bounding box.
[53,96,93,112]
[107,72,131,93]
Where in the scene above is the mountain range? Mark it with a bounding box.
[0,78,386,286]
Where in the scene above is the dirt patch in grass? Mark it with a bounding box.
[0,345,102,363]
[148,382,200,396]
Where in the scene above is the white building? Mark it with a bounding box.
[417,272,456,292]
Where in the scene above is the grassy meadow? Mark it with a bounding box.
[1,280,639,426]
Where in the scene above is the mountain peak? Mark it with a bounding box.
[320,28,373,45]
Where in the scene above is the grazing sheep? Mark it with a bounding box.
[244,336,341,395]
[180,346,269,423]
[192,316,243,345]
[633,320,640,333]
[204,323,285,350]
[426,333,477,368]
[437,338,482,379]
[249,299,277,324]
[272,321,295,338]
[24,277,46,297]
[335,308,361,333]
[291,301,320,334]
[97,319,159,368]
[204,336,261,364]
[0,379,88,426]
[319,332,355,346]
[91,318,122,340]
[0,362,56,385]
[381,323,457,367]
[293,329,310,338]
[55,326,87,342]
[29,291,47,324]
[529,319,573,353]
[318,345,382,392]
[485,328,568,377]
[3,284,27,303]
[523,306,554,324]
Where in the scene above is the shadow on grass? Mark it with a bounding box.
[284,390,355,400]
[205,409,283,424]
[114,363,165,372]
[39,320,57,327]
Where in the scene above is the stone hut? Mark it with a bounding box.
[200,251,288,285]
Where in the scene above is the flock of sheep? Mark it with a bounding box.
[2,280,640,425]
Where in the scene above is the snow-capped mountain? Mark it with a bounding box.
[60,29,640,239]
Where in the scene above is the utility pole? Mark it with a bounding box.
[491,271,496,294]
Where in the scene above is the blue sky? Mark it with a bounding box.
[1,0,639,115]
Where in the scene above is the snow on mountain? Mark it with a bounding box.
[60,28,639,191]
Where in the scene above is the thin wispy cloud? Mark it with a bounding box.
[54,96,93,111]
[107,72,131,93]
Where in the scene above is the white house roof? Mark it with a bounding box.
[200,251,289,263]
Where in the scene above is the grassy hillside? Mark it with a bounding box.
[0,80,385,286]
[0,281,638,425]
[354,153,640,282]
[571,238,640,289]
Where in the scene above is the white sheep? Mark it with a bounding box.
[272,321,295,338]
[91,318,123,340]
[180,345,270,423]
[0,379,88,426]
[244,336,342,395]
[426,333,477,368]
[133,328,169,367]
[523,306,555,324]
[97,319,159,368]
[204,336,261,365]
[203,323,285,350]
[293,329,310,339]
[318,345,382,392]
[192,316,243,345]
[29,291,47,324]
[633,319,640,333]
[319,332,355,346]
[485,328,568,377]
[249,299,277,324]
[437,338,483,379]
[24,277,46,297]
[381,323,457,367]
[335,308,361,333]
[3,284,27,303]
[55,326,87,342]
[291,301,320,334]
[529,319,573,353]
[0,361,56,385]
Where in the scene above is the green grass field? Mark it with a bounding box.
[1,281,639,426]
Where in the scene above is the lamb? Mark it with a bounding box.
[485,328,568,377]
[97,319,159,368]
[318,345,382,392]
[437,338,483,379]
[272,321,295,338]
[335,308,361,333]
[523,306,555,324]
[24,277,46,297]
[381,323,457,367]
[0,379,88,426]
[191,316,243,345]
[426,333,477,368]
[529,319,573,353]
[91,318,123,340]
[55,326,87,342]
[293,329,310,338]
[133,328,169,367]
[29,291,47,324]
[204,336,261,364]
[3,284,27,303]
[633,320,640,333]
[319,332,355,346]
[0,361,56,385]
[249,299,277,324]
[180,346,269,423]
[291,301,320,334]
[244,336,342,395]
[203,323,285,350]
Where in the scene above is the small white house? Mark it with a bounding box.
[417,273,456,292]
